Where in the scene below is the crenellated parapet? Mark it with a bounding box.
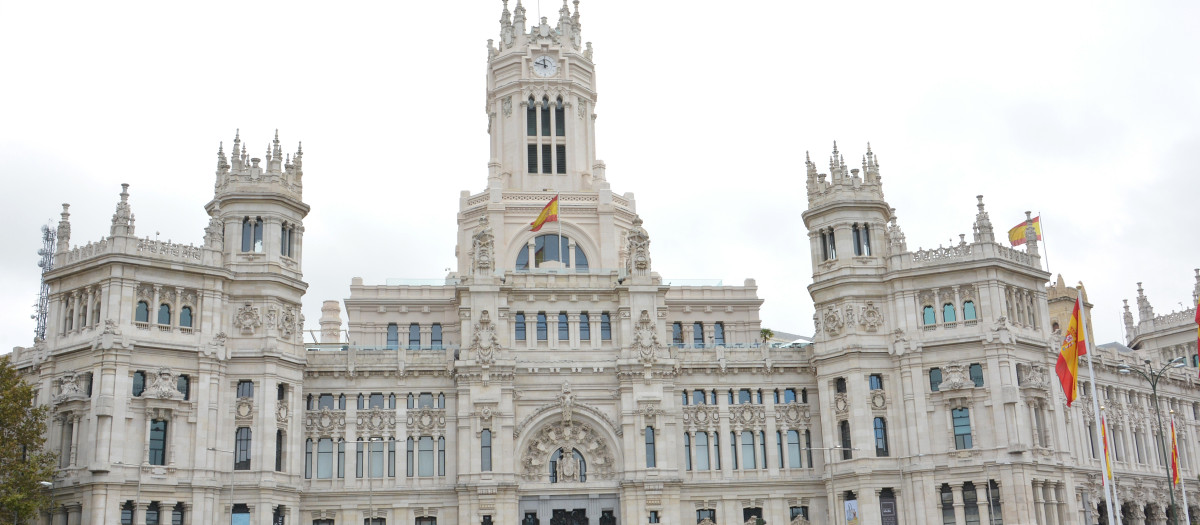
[490,0,586,59]
[805,142,884,207]
[213,129,303,201]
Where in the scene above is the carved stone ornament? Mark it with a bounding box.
[790,516,811,525]
[469,309,500,364]
[502,96,512,118]
[774,403,812,430]
[102,318,121,335]
[235,398,253,423]
[869,389,887,410]
[406,407,447,436]
[859,301,883,332]
[556,381,577,424]
[305,408,347,437]
[204,207,224,249]
[822,306,844,336]
[276,400,290,423]
[53,371,89,405]
[280,307,297,338]
[833,392,849,417]
[632,310,660,364]
[356,408,398,434]
[938,363,970,391]
[682,405,720,431]
[234,303,261,334]
[471,217,495,274]
[698,519,716,525]
[143,368,184,400]
[520,421,614,481]
[625,216,651,275]
[728,404,767,430]
[1017,362,1051,390]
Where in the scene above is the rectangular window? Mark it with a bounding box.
[697,510,715,524]
[730,431,738,469]
[759,431,767,469]
[122,502,134,525]
[370,439,385,478]
[406,438,414,477]
[556,144,566,174]
[316,438,332,478]
[738,389,752,404]
[953,408,973,449]
[869,374,883,390]
[515,313,526,341]
[370,393,384,409]
[558,312,569,341]
[337,439,345,478]
[697,432,711,470]
[234,427,251,470]
[555,105,565,136]
[787,430,801,468]
[542,144,552,174]
[438,437,446,476]
[419,392,434,408]
[527,104,537,136]
[171,504,185,525]
[178,376,190,400]
[693,322,704,347]
[672,322,683,346]
[692,390,706,405]
[579,313,590,341]
[805,430,813,467]
[649,512,660,524]
[275,429,285,472]
[356,440,364,478]
[236,380,253,399]
[431,324,443,349]
[527,144,538,174]
[712,432,721,470]
[789,507,808,521]
[970,363,984,387]
[645,427,656,467]
[418,436,434,476]
[149,419,168,466]
[784,388,797,404]
[600,313,612,340]
[929,368,942,392]
[316,394,334,410]
[541,104,551,137]
[305,439,313,479]
[777,430,785,468]
[537,313,548,341]
[481,429,493,471]
[388,439,396,477]
[683,433,692,471]
[741,430,756,469]
[714,322,725,346]
[133,371,146,396]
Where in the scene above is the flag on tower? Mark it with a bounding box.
[530,195,559,232]
[1172,417,1182,484]
[1055,296,1087,406]
[1008,216,1042,246]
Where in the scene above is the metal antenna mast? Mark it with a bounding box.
[33,223,55,339]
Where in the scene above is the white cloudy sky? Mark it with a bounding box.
[2,1,1198,353]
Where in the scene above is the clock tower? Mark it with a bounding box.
[485,0,602,193]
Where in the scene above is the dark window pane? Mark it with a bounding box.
[923,306,936,325]
[944,304,957,323]
[555,104,565,136]
[537,313,548,341]
[541,102,551,137]
[558,312,569,341]
[180,307,193,328]
[970,364,985,387]
[157,304,171,325]
[527,101,537,136]
[556,144,566,174]
[409,324,421,349]
[964,301,977,320]
[515,313,526,340]
[601,313,611,340]
[528,144,538,173]
[235,427,252,470]
[714,323,725,345]
[431,324,443,349]
[579,313,590,340]
[132,371,145,396]
[930,368,942,392]
[136,301,149,323]
[148,420,167,465]
[542,144,552,173]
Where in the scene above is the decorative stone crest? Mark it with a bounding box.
[102,318,120,335]
[698,519,716,525]
[682,405,720,431]
[822,306,844,336]
[501,96,512,118]
[356,408,398,435]
[471,217,495,274]
[470,310,500,364]
[774,403,811,430]
[789,516,810,525]
[938,362,971,391]
[204,206,223,249]
[305,408,347,437]
[625,216,651,276]
[406,407,447,437]
[234,303,261,334]
[869,389,887,410]
[280,307,297,338]
[276,400,290,423]
[632,310,660,364]
[144,368,184,400]
[833,393,849,418]
[728,404,766,430]
[235,398,254,423]
[53,371,89,405]
[859,301,883,332]
[520,420,614,481]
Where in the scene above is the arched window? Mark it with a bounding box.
[242,217,253,252]
[386,323,399,349]
[835,377,847,394]
[922,306,936,325]
[516,234,589,271]
[79,305,87,327]
[253,217,263,252]
[555,96,565,137]
[527,97,537,136]
[65,307,74,331]
[136,301,149,323]
[541,96,551,138]
[963,300,977,321]
[874,417,889,457]
[179,306,193,328]
[820,228,837,261]
[157,304,171,325]
[93,302,101,324]
[549,448,587,483]
[943,304,957,323]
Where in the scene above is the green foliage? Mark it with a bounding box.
[0,355,56,523]
[760,328,774,343]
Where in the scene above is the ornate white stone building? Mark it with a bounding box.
[10,3,1200,525]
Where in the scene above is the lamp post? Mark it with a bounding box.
[1119,356,1186,525]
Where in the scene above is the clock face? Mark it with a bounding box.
[532,55,558,77]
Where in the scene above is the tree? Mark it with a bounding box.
[760,328,774,343]
[0,355,56,524]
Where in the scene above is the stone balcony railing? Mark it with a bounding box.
[55,234,214,270]
[895,241,1040,271]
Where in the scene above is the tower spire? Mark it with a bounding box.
[110,183,135,237]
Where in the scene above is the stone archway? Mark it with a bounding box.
[519,419,616,482]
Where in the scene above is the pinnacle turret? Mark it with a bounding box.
[110,183,135,237]
[972,195,995,243]
[55,204,71,253]
[1136,282,1154,322]
[212,131,304,200]
[806,142,885,204]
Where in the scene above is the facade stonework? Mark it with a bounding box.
[11,4,1200,525]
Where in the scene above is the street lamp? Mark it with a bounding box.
[1119,356,1186,525]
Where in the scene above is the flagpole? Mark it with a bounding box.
[1039,212,1051,274]
[1080,291,1117,525]
[1103,408,1124,525]
[556,194,563,267]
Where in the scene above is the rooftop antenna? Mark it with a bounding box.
[33,223,55,339]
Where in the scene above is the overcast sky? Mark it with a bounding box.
[2,1,1198,354]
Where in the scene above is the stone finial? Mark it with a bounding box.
[1193,268,1199,304]
[110,184,135,237]
[55,204,71,252]
[973,195,994,243]
[1136,282,1154,323]
[1023,211,1039,257]
[1122,299,1136,343]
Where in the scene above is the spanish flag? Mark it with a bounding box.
[530,195,559,232]
[1055,296,1087,406]
[1172,418,1182,484]
[1008,216,1043,246]
[1101,415,1113,480]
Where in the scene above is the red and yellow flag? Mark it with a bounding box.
[1172,418,1182,484]
[1101,415,1113,480]
[530,195,559,232]
[1055,296,1087,406]
[1008,216,1042,246]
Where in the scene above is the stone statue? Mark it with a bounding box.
[557,381,576,423]
[471,216,495,273]
[625,216,651,275]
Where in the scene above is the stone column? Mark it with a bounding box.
[952,483,966,525]
[69,414,80,466]
[1033,480,1047,525]
[1044,482,1059,525]
[568,313,580,349]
